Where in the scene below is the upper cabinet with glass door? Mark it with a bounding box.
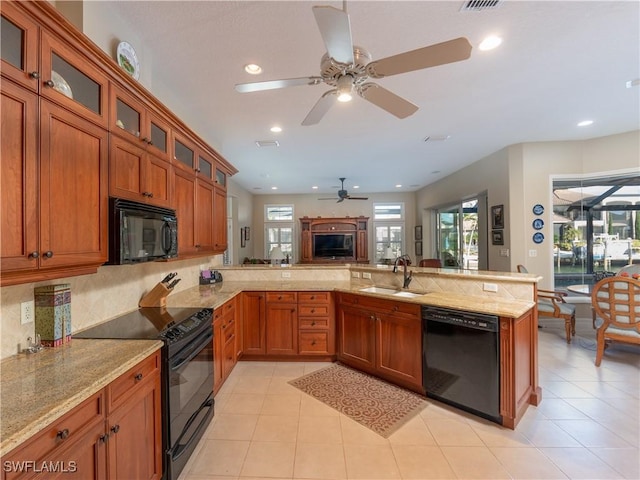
[39,30,109,127]
[110,84,171,162]
[1,3,40,91]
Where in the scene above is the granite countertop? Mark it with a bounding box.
[0,339,162,457]
[166,281,534,318]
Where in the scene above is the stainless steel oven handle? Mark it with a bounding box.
[170,330,213,372]
[170,397,214,460]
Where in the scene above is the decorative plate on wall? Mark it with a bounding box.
[533,232,544,244]
[532,218,544,230]
[532,204,544,215]
[116,41,140,80]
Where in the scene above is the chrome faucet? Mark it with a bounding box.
[392,254,413,289]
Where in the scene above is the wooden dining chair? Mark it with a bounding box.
[517,264,576,343]
[591,276,640,366]
[419,258,442,268]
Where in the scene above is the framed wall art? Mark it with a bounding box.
[240,227,246,248]
[415,241,423,256]
[491,204,504,229]
[244,227,250,241]
[414,225,423,241]
[492,230,504,245]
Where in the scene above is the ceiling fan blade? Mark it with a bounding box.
[359,83,418,119]
[312,6,354,65]
[235,76,322,93]
[347,196,369,200]
[302,90,337,126]
[366,37,472,78]
[336,197,345,203]
[318,197,339,200]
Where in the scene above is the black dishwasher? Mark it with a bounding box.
[422,306,501,424]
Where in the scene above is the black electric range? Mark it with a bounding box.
[74,307,214,480]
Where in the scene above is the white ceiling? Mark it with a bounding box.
[109,1,640,196]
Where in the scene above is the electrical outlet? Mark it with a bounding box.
[483,283,498,293]
[21,300,35,325]
[281,271,291,278]
[351,271,360,278]
[362,272,372,279]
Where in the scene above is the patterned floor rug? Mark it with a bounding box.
[289,363,427,438]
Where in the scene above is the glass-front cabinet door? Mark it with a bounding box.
[173,133,196,173]
[0,3,39,91]
[40,30,108,127]
[215,167,227,189]
[110,84,171,161]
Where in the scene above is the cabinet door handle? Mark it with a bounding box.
[44,80,55,88]
[43,251,53,258]
[99,434,109,443]
[134,373,143,382]
[29,71,40,79]
[311,340,316,346]
[195,244,201,248]
[29,251,39,259]
[56,428,70,440]
[291,308,295,313]
[141,137,150,143]
[110,424,120,434]
[148,192,154,198]
[370,315,375,321]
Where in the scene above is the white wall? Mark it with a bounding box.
[228,178,254,264]
[251,192,417,263]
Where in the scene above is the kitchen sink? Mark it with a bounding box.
[358,286,424,298]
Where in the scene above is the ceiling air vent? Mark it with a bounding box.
[255,140,280,147]
[460,0,503,11]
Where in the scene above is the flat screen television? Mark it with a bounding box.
[313,233,355,259]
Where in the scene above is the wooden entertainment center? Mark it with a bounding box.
[300,217,369,264]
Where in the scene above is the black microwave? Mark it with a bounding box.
[108,198,178,265]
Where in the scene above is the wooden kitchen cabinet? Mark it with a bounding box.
[265,292,298,356]
[337,293,423,393]
[1,2,40,92]
[213,297,237,395]
[241,292,266,355]
[1,96,109,286]
[2,351,162,480]
[109,135,172,208]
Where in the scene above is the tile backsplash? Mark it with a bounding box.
[0,257,219,360]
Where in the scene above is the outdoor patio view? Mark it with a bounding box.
[552,174,640,287]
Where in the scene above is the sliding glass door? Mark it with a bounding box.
[436,199,479,269]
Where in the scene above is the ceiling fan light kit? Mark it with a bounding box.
[235,3,472,125]
[319,178,369,203]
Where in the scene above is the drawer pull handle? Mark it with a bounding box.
[110,424,120,434]
[134,373,143,382]
[311,308,315,313]
[311,340,316,346]
[56,428,70,440]
[310,296,315,300]
[311,321,316,326]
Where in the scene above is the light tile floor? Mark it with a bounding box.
[179,322,639,480]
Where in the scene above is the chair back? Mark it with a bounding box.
[591,276,640,332]
[517,264,528,274]
[419,259,442,268]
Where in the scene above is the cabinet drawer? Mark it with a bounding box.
[266,292,297,303]
[222,299,236,314]
[222,320,235,344]
[108,351,159,412]
[299,317,330,329]
[299,331,330,354]
[3,391,104,476]
[298,292,330,303]
[298,305,330,317]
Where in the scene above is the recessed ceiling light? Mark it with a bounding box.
[270,126,282,133]
[395,184,402,188]
[577,120,594,127]
[244,64,262,75]
[353,185,360,189]
[479,35,502,51]
[312,186,318,190]
[626,79,640,88]
[271,186,278,190]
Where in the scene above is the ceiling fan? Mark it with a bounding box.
[319,178,368,203]
[235,2,472,125]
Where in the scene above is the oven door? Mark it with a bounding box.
[166,325,214,480]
